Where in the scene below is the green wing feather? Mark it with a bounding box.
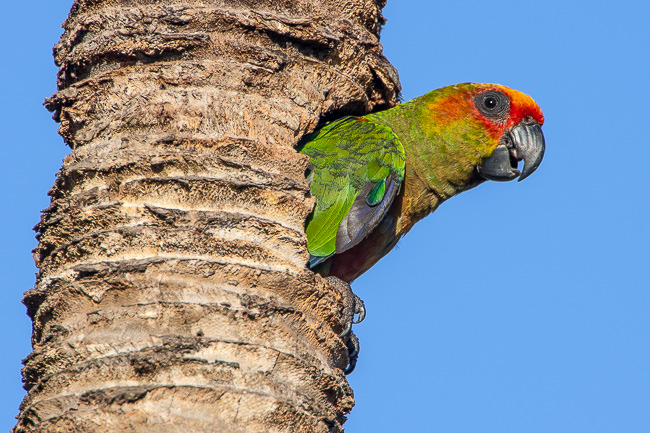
[300,116,406,260]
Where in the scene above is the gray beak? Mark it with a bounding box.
[477,120,546,182]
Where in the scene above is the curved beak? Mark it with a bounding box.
[477,120,545,182]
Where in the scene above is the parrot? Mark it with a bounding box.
[301,82,544,282]
[298,82,545,373]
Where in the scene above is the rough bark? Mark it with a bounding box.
[16,0,400,431]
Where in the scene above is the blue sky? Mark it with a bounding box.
[2,1,649,432]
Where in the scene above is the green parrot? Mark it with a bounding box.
[300,83,545,283]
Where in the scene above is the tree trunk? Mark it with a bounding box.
[16,0,399,431]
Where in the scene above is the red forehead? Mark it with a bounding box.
[499,86,544,126]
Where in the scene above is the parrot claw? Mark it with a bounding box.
[344,331,359,375]
[340,319,353,338]
[353,295,366,324]
[325,276,365,373]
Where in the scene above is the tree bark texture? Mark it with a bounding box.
[17,0,400,432]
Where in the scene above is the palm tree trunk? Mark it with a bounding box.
[16,0,399,432]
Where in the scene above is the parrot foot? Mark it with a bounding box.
[326,276,366,336]
[340,295,366,336]
[325,276,365,374]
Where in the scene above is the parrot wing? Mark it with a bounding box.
[300,116,406,267]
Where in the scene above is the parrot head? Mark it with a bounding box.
[471,84,545,182]
[421,83,545,185]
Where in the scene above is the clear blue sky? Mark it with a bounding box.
[2,1,649,432]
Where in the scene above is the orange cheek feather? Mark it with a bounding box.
[425,93,501,137]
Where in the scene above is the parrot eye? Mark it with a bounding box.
[473,90,510,120]
[484,97,497,109]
